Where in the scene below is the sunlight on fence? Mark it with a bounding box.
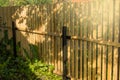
[0,0,120,80]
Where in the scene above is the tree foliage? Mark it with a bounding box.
[0,0,52,6]
[0,0,9,6]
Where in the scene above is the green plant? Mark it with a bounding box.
[0,30,14,61]
[29,60,62,80]
[0,0,53,6]
[0,29,20,58]
[0,29,62,80]
[0,56,40,80]
[0,56,62,80]
[23,44,39,61]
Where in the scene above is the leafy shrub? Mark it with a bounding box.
[0,56,62,80]
[0,56,37,80]
[0,30,14,62]
[0,29,62,80]
[29,60,62,80]
[0,57,62,80]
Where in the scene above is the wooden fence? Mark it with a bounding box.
[0,0,120,80]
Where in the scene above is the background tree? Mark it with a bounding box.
[0,0,53,6]
[0,0,9,6]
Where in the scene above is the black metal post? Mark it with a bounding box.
[12,21,17,57]
[62,26,68,80]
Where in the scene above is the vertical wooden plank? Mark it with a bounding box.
[40,5,44,61]
[46,4,50,63]
[57,3,62,74]
[67,2,71,77]
[86,2,90,80]
[71,3,76,80]
[106,1,115,79]
[79,3,83,80]
[73,4,75,80]
[83,2,88,80]
[53,3,57,73]
[35,5,39,60]
[0,7,2,24]
[79,26,83,80]
[32,6,36,59]
[41,5,44,61]
[44,5,48,63]
[38,5,42,60]
[112,0,116,80]
[56,4,59,72]
[102,1,107,79]
[90,1,94,80]
[100,1,104,80]
[6,7,11,35]
[86,28,89,80]
[95,1,99,79]
[11,6,15,34]
[45,5,49,64]
[35,5,39,59]
[0,7,2,31]
[28,6,32,59]
[113,0,119,79]
[44,5,46,62]
[0,7,2,40]
[69,3,75,80]
[47,4,50,65]
[93,1,98,80]
[96,1,103,80]
[118,1,120,80]
[42,5,46,62]
[49,4,53,65]
[34,5,37,60]
[57,5,60,73]
[115,2,120,79]
[74,3,79,80]
[46,5,49,63]
[1,7,4,40]
[82,3,85,79]
[0,7,2,17]
[87,1,92,80]
[106,3,109,80]
[60,2,63,74]
[51,4,55,66]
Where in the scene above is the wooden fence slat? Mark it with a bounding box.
[118,1,120,80]
[74,3,79,79]
[54,3,57,72]
[0,1,120,79]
